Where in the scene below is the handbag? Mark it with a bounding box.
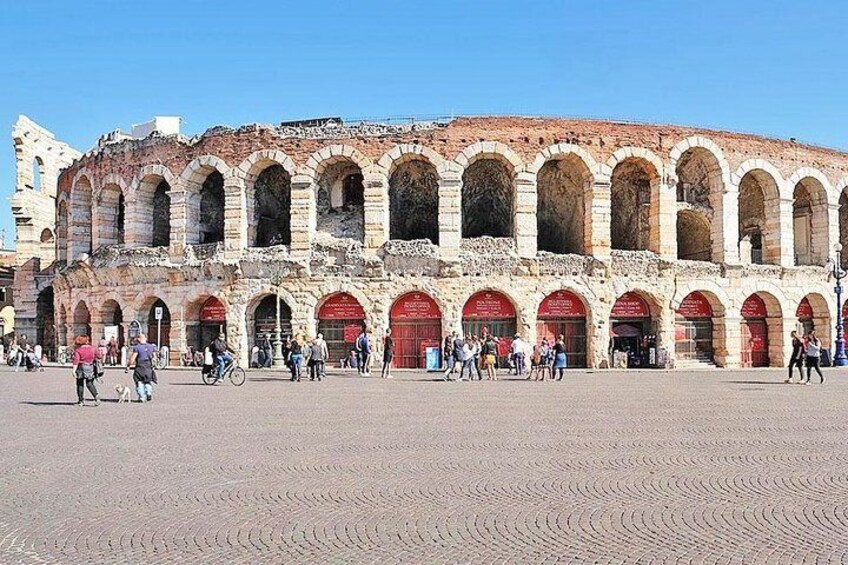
[94,359,105,378]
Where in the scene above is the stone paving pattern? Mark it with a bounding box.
[1,367,847,563]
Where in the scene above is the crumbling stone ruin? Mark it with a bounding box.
[11,114,848,369]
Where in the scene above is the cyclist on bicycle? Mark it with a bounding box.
[211,333,234,384]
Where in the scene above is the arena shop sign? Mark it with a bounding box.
[200,297,227,323]
[462,291,516,319]
[538,290,586,319]
[318,293,366,320]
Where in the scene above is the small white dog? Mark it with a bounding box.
[115,384,132,403]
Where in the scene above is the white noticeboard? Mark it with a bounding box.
[155,307,163,321]
[104,325,119,343]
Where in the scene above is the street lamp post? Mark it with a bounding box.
[833,243,848,366]
[271,273,285,368]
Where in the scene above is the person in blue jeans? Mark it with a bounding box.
[212,333,233,383]
[355,329,371,376]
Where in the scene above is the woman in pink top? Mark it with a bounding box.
[71,335,102,406]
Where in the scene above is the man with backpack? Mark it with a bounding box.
[355,327,371,377]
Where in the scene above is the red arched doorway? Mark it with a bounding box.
[675,292,714,363]
[462,291,517,365]
[796,297,814,336]
[193,297,226,352]
[610,292,658,368]
[390,292,442,369]
[536,290,587,368]
[741,294,769,367]
[317,293,365,364]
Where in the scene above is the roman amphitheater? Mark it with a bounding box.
[11,115,848,369]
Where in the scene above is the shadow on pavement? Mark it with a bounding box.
[723,380,787,385]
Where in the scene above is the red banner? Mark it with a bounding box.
[611,292,650,319]
[318,293,365,320]
[538,290,586,319]
[741,294,767,319]
[343,324,361,344]
[677,292,712,319]
[462,291,516,319]
[199,297,226,322]
[796,297,813,320]
[390,292,441,320]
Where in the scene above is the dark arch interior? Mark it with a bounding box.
[389,160,439,243]
[36,287,55,358]
[153,180,171,247]
[611,160,652,250]
[199,171,225,244]
[253,295,293,341]
[254,165,292,247]
[462,159,514,238]
[537,158,586,254]
[677,211,712,261]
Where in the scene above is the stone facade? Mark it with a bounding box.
[16,116,848,368]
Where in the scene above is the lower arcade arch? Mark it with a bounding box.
[461,290,517,366]
[317,293,366,364]
[536,290,588,368]
[389,292,442,369]
[740,293,783,368]
[609,292,660,368]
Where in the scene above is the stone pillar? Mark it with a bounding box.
[586,178,611,261]
[712,189,739,263]
[229,301,248,366]
[821,202,839,265]
[765,196,793,267]
[590,307,612,369]
[169,189,188,262]
[438,168,463,260]
[656,305,676,366]
[723,316,742,368]
[363,169,389,253]
[514,171,537,258]
[772,314,790,367]
[652,176,677,259]
[224,177,246,259]
[170,310,186,364]
[289,174,315,261]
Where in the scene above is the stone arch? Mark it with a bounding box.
[310,151,366,242]
[246,291,296,349]
[671,286,730,367]
[739,289,785,367]
[736,162,783,265]
[838,178,848,268]
[238,150,297,248]
[69,171,94,261]
[534,151,593,254]
[388,156,440,243]
[128,164,176,248]
[378,144,447,176]
[94,178,126,249]
[458,144,519,239]
[671,140,727,262]
[72,300,91,338]
[676,209,712,261]
[36,286,55,358]
[56,198,69,263]
[457,284,527,333]
[787,171,830,266]
[796,292,831,346]
[179,156,230,245]
[32,156,45,191]
[608,153,661,252]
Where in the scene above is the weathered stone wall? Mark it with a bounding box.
[34,116,848,368]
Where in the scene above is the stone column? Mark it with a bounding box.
[438,168,463,260]
[223,176,246,260]
[169,189,188,262]
[363,168,389,253]
[170,309,187,365]
[586,178,611,261]
[822,202,840,264]
[514,171,537,258]
[229,301,248,366]
[722,315,742,368]
[652,176,677,260]
[765,196,794,267]
[713,189,739,263]
[289,174,315,262]
[772,313,791,367]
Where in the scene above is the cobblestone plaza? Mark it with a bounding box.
[1,367,846,563]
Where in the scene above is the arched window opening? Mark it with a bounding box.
[254,165,291,247]
[610,159,655,251]
[738,171,779,265]
[793,178,828,266]
[462,159,514,238]
[676,210,712,261]
[36,287,55,360]
[389,159,439,243]
[95,184,124,249]
[72,301,91,338]
[152,180,171,247]
[71,177,93,258]
[32,157,44,191]
[56,201,69,263]
[537,157,588,254]
[316,161,364,241]
[117,192,125,244]
[199,171,225,244]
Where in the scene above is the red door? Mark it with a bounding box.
[390,292,442,369]
[741,319,769,367]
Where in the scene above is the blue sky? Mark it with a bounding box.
[1,0,846,248]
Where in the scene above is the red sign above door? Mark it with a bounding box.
[318,293,366,320]
[796,297,813,320]
[199,297,226,322]
[741,294,767,319]
[677,291,713,319]
[390,292,441,320]
[611,292,651,319]
[462,291,516,319]
[538,290,586,319]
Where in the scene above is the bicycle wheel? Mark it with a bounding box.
[229,366,246,387]
[201,369,217,385]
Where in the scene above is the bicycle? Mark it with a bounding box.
[202,358,246,386]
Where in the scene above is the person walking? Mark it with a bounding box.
[381,328,394,379]
[107,337,119,366]
[511,334,527,378]
[314,333,329,378]
[785,330,805,384]
[442,331,459,380]
[801,331,825,385]
[71,335,101,406]
[553,334,568,381]
[289,334,304,382]
[482,334,498,380]
[443,332,463,381]
[309,336,327,381]
[356,328,371,376]
[128,333,157,402]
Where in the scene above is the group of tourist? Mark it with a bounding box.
[3,334,44,372]
[438,331,568,381]
[69,332,158,406]
[786,330,826,384]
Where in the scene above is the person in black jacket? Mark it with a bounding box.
[785,330,804,384]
